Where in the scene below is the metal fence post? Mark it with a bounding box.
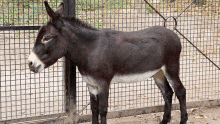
[0,65,1,120]
[62,0,76,122]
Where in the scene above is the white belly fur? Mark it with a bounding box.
[112,69,160,83]
[83,66,163,95]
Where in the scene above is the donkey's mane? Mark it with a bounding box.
[63,17,97,30]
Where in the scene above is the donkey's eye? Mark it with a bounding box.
[42,37,53,44]
[43,37,52,41]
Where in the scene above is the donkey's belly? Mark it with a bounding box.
[83,68,161,86]
[112,69,160,83]
[83,67,163,96]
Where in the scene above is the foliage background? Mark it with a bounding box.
[0,0,219,26]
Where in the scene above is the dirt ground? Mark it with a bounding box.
[80,106,220,124]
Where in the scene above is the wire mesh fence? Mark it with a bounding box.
[75,0,220,115]
[0,0,62,26]
[0,0,65,121]
[0,0,220,123]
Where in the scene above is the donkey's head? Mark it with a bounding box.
[28,1,68,73]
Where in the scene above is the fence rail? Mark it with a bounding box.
[0,0,220,123]
[0,26,40,30]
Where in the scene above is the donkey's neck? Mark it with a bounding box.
[63,17,97,30]
[61,18,100,67]
[62,18,99,41]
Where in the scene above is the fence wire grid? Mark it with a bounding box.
[75,0,220,115]
[0,0,65,121]
[0,0,220,123]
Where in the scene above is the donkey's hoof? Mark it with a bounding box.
[180,122,186,124]
[180,114,188,124]
[159,120,168,124]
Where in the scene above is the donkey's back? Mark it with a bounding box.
[129,26,181,53]
[103,26,181,75]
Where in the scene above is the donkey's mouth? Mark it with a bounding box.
[29,63,41,73]
[35,65,42,73]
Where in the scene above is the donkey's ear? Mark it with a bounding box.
[55,2,64,17]
[44,1,59,23]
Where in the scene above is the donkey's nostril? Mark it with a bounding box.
[29,61,33,66]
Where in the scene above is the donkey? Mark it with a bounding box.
[28,1,188,124]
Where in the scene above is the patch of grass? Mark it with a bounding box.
[0,0,133,26]
[155,0,220,16]
[195,0,206,7]
[76,0,101,11]
[2,0,218,27]
[76,0,132,11]
[93,19,105,28]
[76,0,133,28]
[146,4,153,13]
[0,0,61,26]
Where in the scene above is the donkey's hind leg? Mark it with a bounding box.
[153,70,174,124]
[163,65,188,124]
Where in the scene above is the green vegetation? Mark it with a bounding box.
[0,0,132,26]
[0,0,62,26]
[145,4,153,13]
[75,0,133,28]
[76,0,131,11]
[0,0,219,26]
[156,0,220,16]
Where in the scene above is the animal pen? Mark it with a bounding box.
[0,0,220,123]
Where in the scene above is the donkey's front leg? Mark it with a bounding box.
[88,85,99,124]
[98,81,110,124]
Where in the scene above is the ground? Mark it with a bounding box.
[80,106,220,124]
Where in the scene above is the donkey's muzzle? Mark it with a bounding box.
[28,61,41,73]
[28,52,45,73]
